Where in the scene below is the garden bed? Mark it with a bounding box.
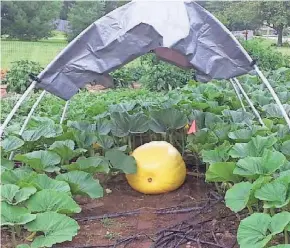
[1,173,238,248]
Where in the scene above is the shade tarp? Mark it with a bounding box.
[37,0,254,100]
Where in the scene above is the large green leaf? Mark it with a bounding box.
[255,181,289,208]
[234,150,286,177]
[63,156,110,174]
[25,212,79,248]
[1,136,24,152]
[149,108,187,133]
[109,102,136,113]
[95,134,114,149]
[71,129,97,149]
[14,150,61,173]
[22,124,63,141]
[56,171,103,199]
[105,149,137,174]
[262,104,290,118]
[30,174,71,193]
[281,140,290,156]
[228,128,254,142]
[1,202,36,226]
[96,119,111,135]
[205,162,240,183]
[248,176,273,205]
[225,182,252,213]
[222,109,254,126]
[1,184,36,205]
[269,212,290,235]
[26,189,81,214]
[1,168,37,187]
[204,112,223,129]
[49,140,85,162]
[229,135,277,158]
[1,157,14,172]
[67,121,95,132]
[237,213,273,248]
[111,112,149,137]
[201,142,231,164]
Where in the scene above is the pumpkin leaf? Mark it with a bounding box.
[22,124,63,141]
[234,150,285,177]
[49,140,85,162]
[1,157,14,172]
[1,136,24,152]
[95,135,114,149]
[1,202,36,226]
[1,168,38,187]
[105,149,137,174]
[255,180,289,208]
[111,112,149,137]
[228,128,254,142]
[25,212,79,248]
[29,174,71,193]
[201,142,231,164]
[205,162,240,183]
[63,156,110,174]
[269,211,290,235]
[229,135,277,158]
[149,108,187,133]
[281,140,290,156]
[1,184,37,205]
[225,182,252,213]
[56,171,103,199]
[96,119,111,135]
[26,189,81,214]
[14,150,61,173]
[237,213,273,248]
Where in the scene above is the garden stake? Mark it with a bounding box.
[254,64,290,130]
[229,79,246,112]
[232,78,265,127]
[0,80,37,137]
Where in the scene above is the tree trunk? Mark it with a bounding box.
[277,26,283,47]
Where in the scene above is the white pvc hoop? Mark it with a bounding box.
[60,101,70,124]
[229,79,246,112]
[233,78,265,127]
[0,81,37,137]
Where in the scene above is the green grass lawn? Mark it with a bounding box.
[259,37,290,56]
[1,39,67,69]
[1,31,68,69]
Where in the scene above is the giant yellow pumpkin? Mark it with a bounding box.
[126,141,186,194]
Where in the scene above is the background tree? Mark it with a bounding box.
[59,1,75,20]
[1,1,61,41]
[260,1,290,46]
[67,1,106,41]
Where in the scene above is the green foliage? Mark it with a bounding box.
[1,1,61,40]
[56,171,103,199]
[139,54,193,91]
[26,189,81,214]
[2,60,43,94]
[1,202,36,226]
[241,39,290,70]
[67,1,105,41]
[24,211,79,248]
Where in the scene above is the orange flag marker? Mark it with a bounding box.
[187,120,197,134]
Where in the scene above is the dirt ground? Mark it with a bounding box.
[1,173,239,248]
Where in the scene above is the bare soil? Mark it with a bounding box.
[1,173,239,248]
